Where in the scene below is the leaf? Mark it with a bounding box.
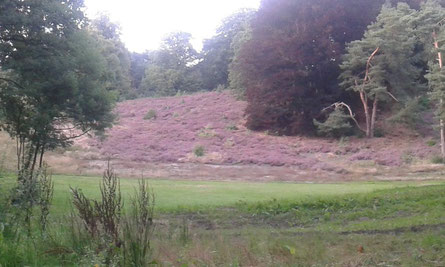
[284,245,296,255]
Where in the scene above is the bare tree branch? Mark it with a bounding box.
[322,102,366,133]
[0,77,26,90]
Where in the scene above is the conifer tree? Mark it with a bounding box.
[340,3,420,138]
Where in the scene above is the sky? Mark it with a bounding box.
[84,0,260,52]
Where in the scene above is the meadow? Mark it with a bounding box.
[1,172,445,266]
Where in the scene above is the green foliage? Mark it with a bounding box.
[10,166,54,235]
[140,32,202,97]
[240,184,445,227]
[144,110,157,120]
[122,180,155,266]
[0,0,115,176]
[340,3,421,100]
[193,145,205,157]
[90,15,134,100]
[314,107,353,138]
[431,155,445,164]
[427,140,437,147]
[199,9,255,91]
[388,97,431,128]
[70,164,123,264]
[228,22,252,99]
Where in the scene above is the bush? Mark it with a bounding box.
[70,164,156,266]
[122,180,155,266]
[388,96,430,129]
[144,110,157,120]
[374,128,385,138]
[431,155,444,164]
[226,124,239,131]
[314,106,353,138]
[193,145,205,157]
[427,140,437,147]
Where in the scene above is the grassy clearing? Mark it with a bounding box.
[1,173,445,266]
[0,174,436,214]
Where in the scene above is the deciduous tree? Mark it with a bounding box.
[0,0,115,178]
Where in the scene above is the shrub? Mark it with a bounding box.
[225,124,239,131]
[193,145,205,157]
[11,166,54,235]
[37,166,54,232]
[374,128,385,138]
[198,126,217,138]
[314,106,353,138]
[388,96,430,129]
[70,164,157,266]
[401,152,414,164]
[427,140,437,147]
[215,84,226,92]
[71,163,122,244]
[431,155,444,164]
[122,180,155,266]
[144,110,157,120]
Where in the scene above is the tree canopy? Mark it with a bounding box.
[0,0,115,176]
[237,0,431,135]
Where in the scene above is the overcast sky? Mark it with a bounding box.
[84,0,260,52]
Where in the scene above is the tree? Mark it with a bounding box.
[140,32,202,96]
[228,17,253,98]
[130,51,151,91]
[238,0,428,135]
[198,9,255,90]
[339,3,421,138]
[90,15,134,100]
[422,0,445,158]
[0,0,115,178]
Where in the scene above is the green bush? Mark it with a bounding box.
[431,155,444,164]
[144,109,157,120]
[388,96,430,129]
[193,145,205,157]
[374,128,385,138]
[225,124,239,131]
[314,106,353,138]
[427,140,437,147]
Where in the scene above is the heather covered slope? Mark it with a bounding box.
[72,91,441,173]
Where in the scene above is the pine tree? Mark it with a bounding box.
[340,3,420,138]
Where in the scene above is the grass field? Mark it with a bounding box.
[0,174,437,214]
[1,173,445,266]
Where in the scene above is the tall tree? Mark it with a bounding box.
[422,0,445,158]
[198,9,255,90]
[238,0,428,135]
[228,22,252,98]
[130,51,151,91]
[0,0,115,178]
[340,3,421,138]
[140,32,201,97]
[90,15,134,100]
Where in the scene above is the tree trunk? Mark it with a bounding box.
[360,91,371,138]
[434,31,445,159]
[441,114,445,158]
[370,98,378,138]
[39,146,45,168]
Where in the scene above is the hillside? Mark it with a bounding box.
[21,90,439,181]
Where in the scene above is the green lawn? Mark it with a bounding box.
[2,173,445,266]
[0,174,440,214]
